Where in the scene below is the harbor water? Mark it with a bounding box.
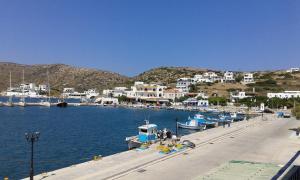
[0,97,210,179]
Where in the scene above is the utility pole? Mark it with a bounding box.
[175,117,178,137]
[25,132,40,180]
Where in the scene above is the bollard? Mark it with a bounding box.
[93,155,102,161]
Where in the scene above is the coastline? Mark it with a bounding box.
[23,113,299,180]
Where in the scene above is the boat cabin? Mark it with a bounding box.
[188,119,200,126]
[194,114,205,120]
[138,123,157,143]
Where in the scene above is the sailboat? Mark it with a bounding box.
[17,70,26,107]
[5,71,14,107]
[40,70,51,107]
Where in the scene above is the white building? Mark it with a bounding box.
[6,83,41,98]
[230,91,253,102]
[84,89,99,99]
[203,72,221,83]
[126,82,167,102]
[38,84,48,92]
[95,97,119,105]
[163,88,185,101]
[103,87,128,97]
[243,73,255,84]
[286,68,300,73]
[223,71,235,82]
[176,78,195,93]
[267,91,300,99]
[63,88,99,99]
[182,98,209,107]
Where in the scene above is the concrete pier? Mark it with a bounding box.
[26,114,300,180]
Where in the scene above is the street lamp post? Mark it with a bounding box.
[175,117,178,137]
[25,132,40,180]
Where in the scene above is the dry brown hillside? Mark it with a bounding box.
[0,62,130,95]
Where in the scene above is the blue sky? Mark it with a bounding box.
[0,0,299,76]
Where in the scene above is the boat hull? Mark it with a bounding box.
[126,139,142,150]
[57,102,68,107]
[40,102,51,107]
[177,122,206,130]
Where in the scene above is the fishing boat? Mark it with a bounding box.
[193,114,218,127]
[177,119,206,130]
[125,120,158,150]
[230,112,245,121]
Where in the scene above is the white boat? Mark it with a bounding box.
[17,101,26,107]
[177,119,206,130]
[39,100,51,107]
[17,69,26,107]
[40,70,51,107]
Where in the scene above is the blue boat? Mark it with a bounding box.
[125,120,158,149]
[229,112,245,121]
[192,114,218,127]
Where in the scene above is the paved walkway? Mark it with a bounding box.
[27,114,300,180]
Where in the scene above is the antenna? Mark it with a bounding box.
[9,71,12,90]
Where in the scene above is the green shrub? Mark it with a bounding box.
[208,97,227,106]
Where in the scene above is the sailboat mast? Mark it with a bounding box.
[47,70,51,102]
[22,69,25,97]
[9,71,12,90]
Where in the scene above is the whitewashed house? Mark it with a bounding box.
[203,72,221,82]
[193,75,208,83]
[243,73,255,84]
[163,88,184,101]
[230,91,253,102]
[38,84,48,92]
[103,87,128,97]
[176,78,195,93]
[125,82,168,104]
[183,98,209,107]
[223,71,235,82]
[286,68,300,73]
[267,91,300,99]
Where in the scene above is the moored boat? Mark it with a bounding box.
[177,119,206,130]
[193,114,218,127]
[57,101,68,107]
[125,120,158,150]
[40,101,51,107]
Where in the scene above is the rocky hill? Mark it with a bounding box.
[0,62,130,95]
[134,66,210,85]
[0,62,299,98]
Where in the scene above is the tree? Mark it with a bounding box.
[235,74,243,83]
[177,96,189,102]
[188,84,198,93]
[118,95,128,102]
